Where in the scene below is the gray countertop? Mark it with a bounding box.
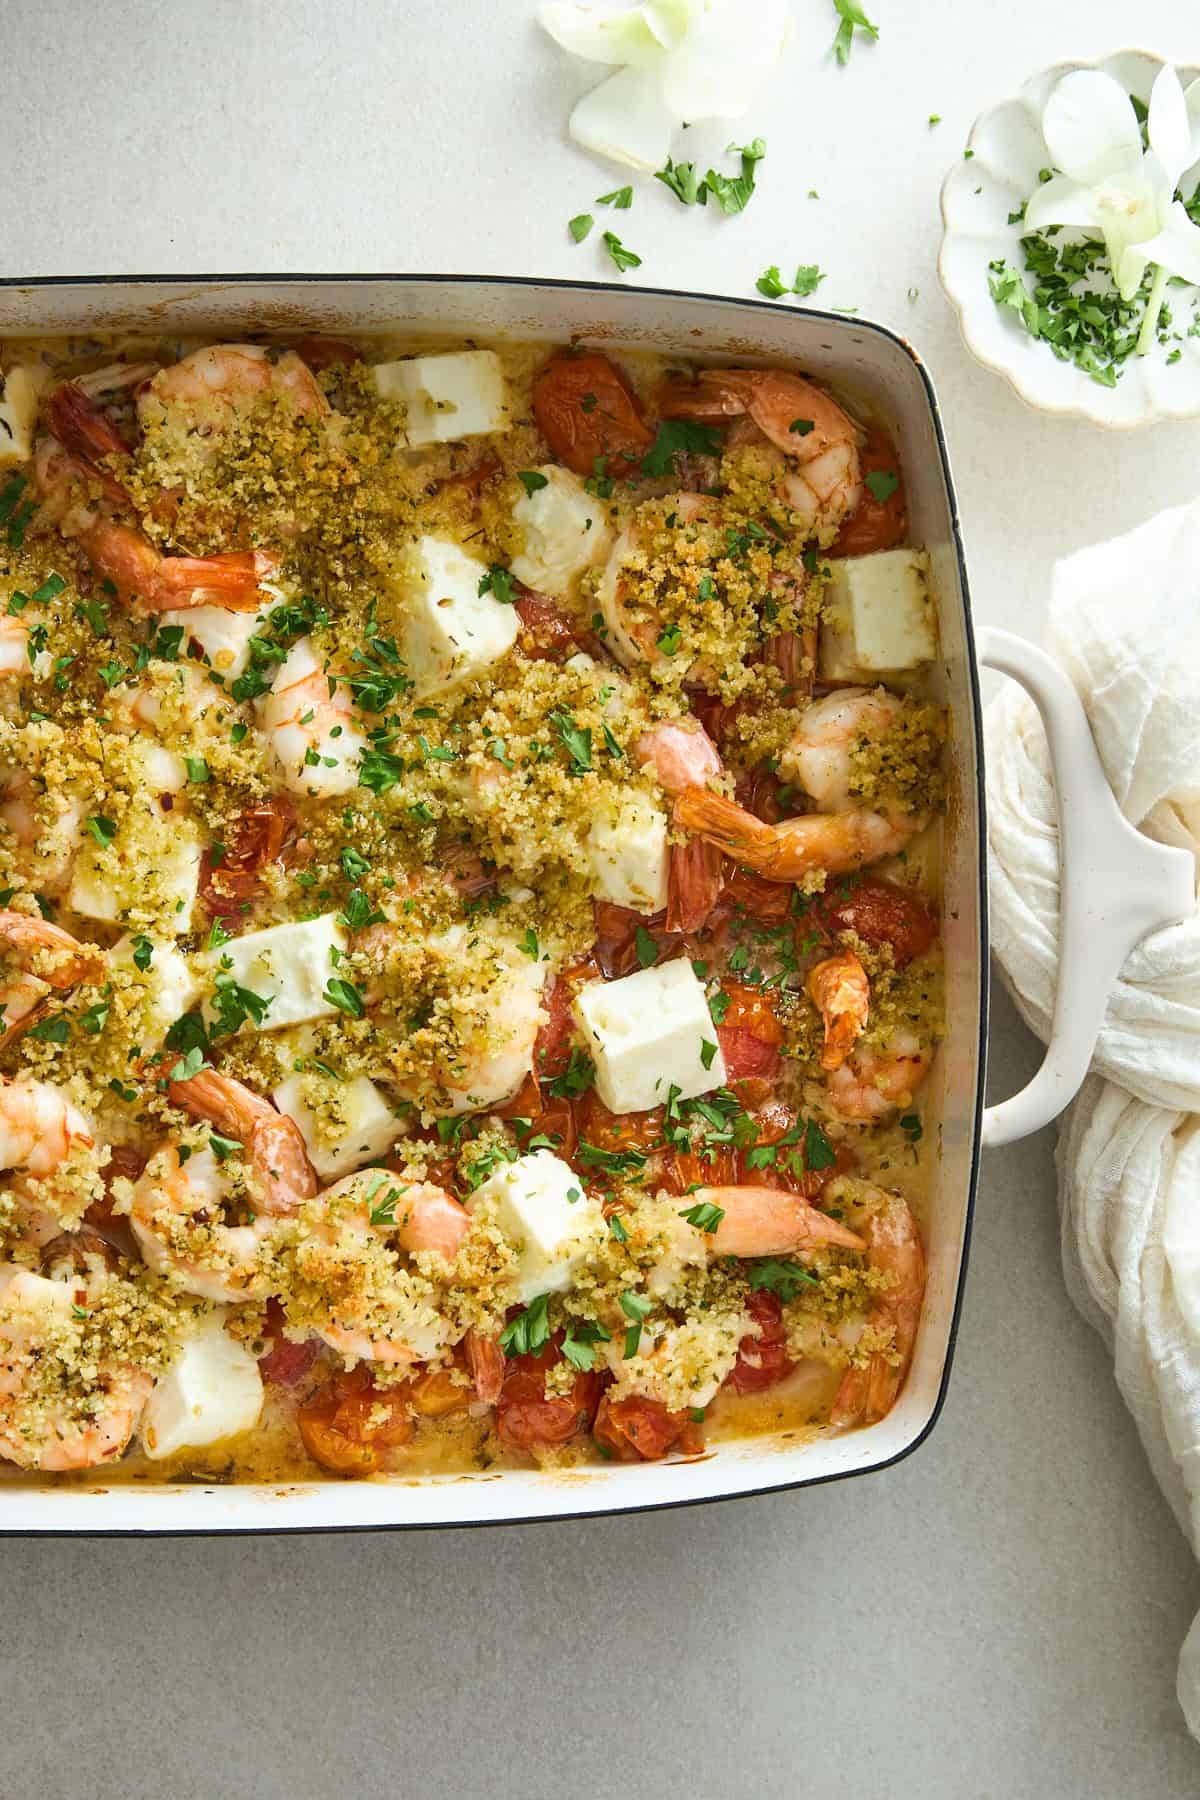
[2,0,1200,1792]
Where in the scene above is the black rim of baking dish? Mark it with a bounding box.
[0,273,989,1535]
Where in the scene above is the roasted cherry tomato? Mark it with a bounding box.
[593,1394,701,1461]
[496,1338,602,1450]
[815,876,936,967]
[297,1365,414,1475]
[200,797,294,922]
[574,1088,665,1154]
[721,866,794,925]
[727,1290,794,1395]
[716,983,785,1082]
[532,352,654,478]
[534,957,599,1084]
[295,335,360,370]
[257,1300,321,1389]
[830,428,906,557]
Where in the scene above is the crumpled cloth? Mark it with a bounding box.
[984,497,1200,1738]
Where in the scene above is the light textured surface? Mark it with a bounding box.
[2,0,1200,1794]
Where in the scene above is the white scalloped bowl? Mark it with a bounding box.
[939,48,1200,428]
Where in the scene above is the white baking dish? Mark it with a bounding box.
[0,275,1188,1534]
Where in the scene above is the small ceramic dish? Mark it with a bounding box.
[939,48,1200,428]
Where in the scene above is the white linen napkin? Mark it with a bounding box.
[983,496,1200,1738]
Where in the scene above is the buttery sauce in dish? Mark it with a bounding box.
[0,333,945,1484]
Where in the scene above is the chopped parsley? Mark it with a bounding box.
[620,1289,652,1358]
[324,977,366,1019]
[602,231,642,273]
[130,934,154,972]
[756,263,826,300]
[678,1200,725,1233]
[561,1320,612,1371]
[747,1257,819,1302]
[545,1048,595,1101]
[27,1014,71,1044]
[640,419,724,478]
[596,186,633,209]
[517,470,549,497]
[865,468,899,504]
[900,1112,923,1144]
[85,816,117,850]
[478,564,517,604]
[831,0,879,64]
[500,1292,553,1357]
[549,709,592,773]
[569,213,595,243]
[635,925,658,969]
[655,157,707,206]
[986,231,1172,387]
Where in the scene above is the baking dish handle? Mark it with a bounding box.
[977,626,1195,1148]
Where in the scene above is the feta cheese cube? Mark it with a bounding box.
[819,548,938,682]
[203,913,348,1033]
[510,465,614,597]
[0,365,46,468]
[273,1073,399,1179]
[159,603,266,679]
[398,534,518,697]
[585,794,670,914]
[110,934,199,1049]
[141,1312,263,1460]
[68,809,202,937]
[470,1149,604,1304]
[370,350,510,448]
[573,960,726,1114]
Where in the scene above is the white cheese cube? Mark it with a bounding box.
[371,350,510,448]
[470,1150,604,1304]
[819,548,938,682]
[110,934,199,1049]
[159,604,265,679]
[586,794,670,914]
[573,960,726,1114]
[68,810,202,937]
[510,465,614,597]
[273,1073,399,1179]
[141,1312,263,1460]
[398,534,518,697]
[0,366,45,468]
[204,913,348,1033]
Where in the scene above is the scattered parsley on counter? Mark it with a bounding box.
[569,213,594,243]
[831,0,878,64]
[602,231,642,273]
[597,185,633,209]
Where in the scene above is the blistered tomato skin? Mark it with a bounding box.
[532,353,654,477]
[496,1339,603,1451]
[830,428,907,558]
[593,1394,700,1461]
[816,877,937,966]
[727,1291,794,1396]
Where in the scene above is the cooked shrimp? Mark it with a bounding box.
[129,1144,280,1304]
[824,1030,933,1121]
[807,950,870,1074]
[0,911,105,1048]
[140,344,328,427]
[673,787,921,881]
[0,1262,152,1471]
[0,767,83,897]
[0,1074,95,1178]
[674,684,927,880]
[784,688,905,812]
[829,1181,925,1426]
[596,492,716,669]
[32,435,278,610]
[166,1067,318,1216]
[294,1172,469,1366]
[354,922,548,1116]
[686,1186,865,1258]
[44,363,156,468]
[463,1327,505,1404]
[659,368,862,539]
[258,637,367,799]
[636,718,725,930]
